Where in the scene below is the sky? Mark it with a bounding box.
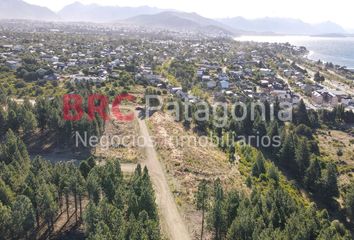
[24,0,354,29]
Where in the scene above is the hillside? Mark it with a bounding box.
[0,0,58,21]
[58,2,163,22]
[219,16,346,35]
[125,11,237,35]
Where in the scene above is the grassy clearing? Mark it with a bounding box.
[95,115,143,164]
[316,129,354,186]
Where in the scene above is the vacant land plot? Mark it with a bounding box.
[147,112,248,239]
[95,114,144,164]
[316,130,354,187]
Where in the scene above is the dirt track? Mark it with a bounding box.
[135,111,191,240]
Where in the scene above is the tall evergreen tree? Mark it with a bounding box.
[344,182,354,221]
[294,137,310,178]
[196,179,209,240]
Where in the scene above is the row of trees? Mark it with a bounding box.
[0,82,105,149]
[318,105,354,125]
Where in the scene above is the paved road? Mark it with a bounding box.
[135,111,191,240]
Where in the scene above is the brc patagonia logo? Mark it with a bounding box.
[63,93,136,122]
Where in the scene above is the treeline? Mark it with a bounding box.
[0,83,105,149]
[196,177,351,240]
[83,164,161,240]
[318,105,354,126]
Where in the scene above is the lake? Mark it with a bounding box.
[234,35,354,69]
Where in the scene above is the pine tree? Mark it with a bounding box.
[294,100,310,126]
[80,161,91,179]
[84,202,100,234]
[37,183,58,234]
[279,132,295,170]
[7,110,20,133]
[294,137,310,178]
[267,121,280,155]
[224,190,240,229]
[344,182,354,221]
[304,158,322,192]
[321,163,339,202]
[196,179,209,240]
[0,108,8,136]
[22,110,38,137]
[228,145,236,163]
[211,179,225,240]
[11,195,35,239]
[0,202,12,239]
[0,178,14,205]
[252,152,266,177]
[87,170,101,205]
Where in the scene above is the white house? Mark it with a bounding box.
[5,60,20,70]
[312,91,323,105]
[260,68,273,76]
[197,70,204,77]
[70,75,107,84]
[283,69,294,77]
[341,97,353,106]
[202,75,211,82]
[260,80,269,87]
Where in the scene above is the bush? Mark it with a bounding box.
[14,80,26,89]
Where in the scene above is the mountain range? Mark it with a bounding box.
[124,11,238,35]
[0,0,349,35]
[58,2,162,23]
[0,0,58,21]
[219,17,347,35]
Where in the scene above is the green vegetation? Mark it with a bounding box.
[83,164,160,240]
[197,177,351,240]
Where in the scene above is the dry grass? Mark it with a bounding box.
[95,113,143,164]
[316,130,354,186]
[146,112,248,239]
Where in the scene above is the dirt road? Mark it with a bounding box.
[135,111,191,240]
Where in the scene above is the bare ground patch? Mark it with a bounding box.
[95,116,144,164]
[147,112,248,239]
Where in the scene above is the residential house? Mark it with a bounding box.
[260,68,273,76]
[5,60,20,70]
[70,74,107,83]
[219,80,230,89]
[207,80,217,89]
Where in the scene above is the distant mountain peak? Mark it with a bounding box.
[0,0,59,21]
